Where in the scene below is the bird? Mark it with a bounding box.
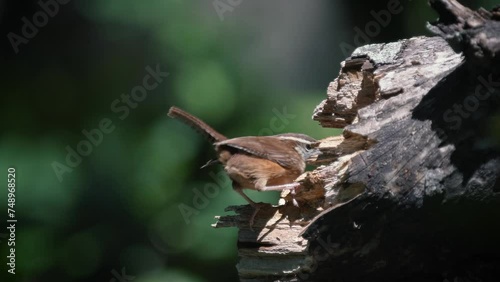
[168,106,319,227]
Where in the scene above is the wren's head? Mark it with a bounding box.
[275,133,320,162]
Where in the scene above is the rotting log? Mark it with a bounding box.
[213,1,500,281]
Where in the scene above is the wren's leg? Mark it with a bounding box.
[257,182,301,207]
[232,182,263,229]
[234,186,257,206]
[258,183,300,191]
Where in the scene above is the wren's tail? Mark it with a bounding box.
[168,106,227,143]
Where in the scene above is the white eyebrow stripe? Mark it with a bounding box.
[277,136,313,143]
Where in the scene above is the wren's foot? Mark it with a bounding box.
[248,202,269,230]
[290,187,299,207]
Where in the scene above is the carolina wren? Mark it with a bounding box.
[168,106,318,225]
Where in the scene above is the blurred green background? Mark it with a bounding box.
[0,0,497,281]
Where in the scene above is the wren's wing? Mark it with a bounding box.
[215,136,301,169]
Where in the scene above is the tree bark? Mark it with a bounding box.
[213,1,500,281]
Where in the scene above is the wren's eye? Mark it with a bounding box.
[305,144,312,150]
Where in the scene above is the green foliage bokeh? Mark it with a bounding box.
[0,0,498,281]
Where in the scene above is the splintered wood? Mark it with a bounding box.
[213,1,500,280]
[212,34,470,281]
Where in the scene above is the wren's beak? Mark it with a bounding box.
[200,159,220,169]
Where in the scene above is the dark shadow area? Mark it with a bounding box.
[413,63,500,185]
[302,192,500,282]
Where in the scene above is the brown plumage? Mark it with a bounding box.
[168,106,227,143]
[168,106,318,227]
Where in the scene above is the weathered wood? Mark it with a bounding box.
[428,0,500,72]
[214,1,500,281]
